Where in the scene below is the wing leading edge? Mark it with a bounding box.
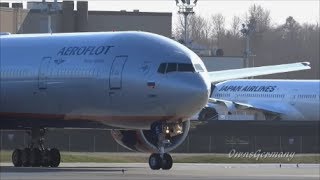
[208,62,310,83]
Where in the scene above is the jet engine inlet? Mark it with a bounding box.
[111,120,190,153]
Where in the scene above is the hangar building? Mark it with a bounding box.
[0,1,172,37]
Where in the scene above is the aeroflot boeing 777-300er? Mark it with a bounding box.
[0,32,310,170]
[195,80,319,121]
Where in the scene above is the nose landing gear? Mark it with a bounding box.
[149,153,173,170]
[11,128,61,168]
[148,122,174,170]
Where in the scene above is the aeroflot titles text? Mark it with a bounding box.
[57,46,113,56]
[219,85,277,92]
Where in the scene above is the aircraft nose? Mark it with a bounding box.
[188,75,210,108]
[171,74,210,117]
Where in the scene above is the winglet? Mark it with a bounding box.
[301,62,310,66]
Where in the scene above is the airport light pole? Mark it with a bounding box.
[240,19,256,68]
[175,0,198,46]
[41,0,59,33]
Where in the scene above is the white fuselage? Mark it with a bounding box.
[212,79,320,121]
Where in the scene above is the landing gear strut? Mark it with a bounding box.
[12,128,61,167]
[148,122,173,170]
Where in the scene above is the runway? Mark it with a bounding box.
[1,163,319,180]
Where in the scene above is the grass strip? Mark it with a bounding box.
[1,151,319,163]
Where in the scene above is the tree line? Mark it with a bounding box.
[173,4,319,79]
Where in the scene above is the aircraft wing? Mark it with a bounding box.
[208,98,285,115]
[208,62,310,83]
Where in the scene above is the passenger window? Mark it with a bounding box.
[157,63,167,74]
[166,63,177,73]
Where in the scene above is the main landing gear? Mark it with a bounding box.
[148,122,173,170]
[12,128,61,168]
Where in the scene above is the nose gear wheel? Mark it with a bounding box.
[148,121,174,170]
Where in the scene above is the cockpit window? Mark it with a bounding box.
[178,63,195,72]
[166,63,177,73]
[157,63,167,74]
[194,64,204,72]
[157,63,195,74]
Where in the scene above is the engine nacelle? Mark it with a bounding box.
[111,120,190,153]
[198,107,219,121]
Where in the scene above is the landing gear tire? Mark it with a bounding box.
[149,153,161,170]
[41,149,50,167]
[161,153,173,170]
[30,148,41,167]
[21,148,31,167]
[11,128,61,168]
[149,153,173,170]
[49,148,61,167]
[12,149,22,167]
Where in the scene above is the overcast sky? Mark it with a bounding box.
[90,0,320,29]
[9,0,320,28]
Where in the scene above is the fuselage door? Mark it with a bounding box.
[290,89,298,105]
[38,57,51,90]
[109,56,127,90]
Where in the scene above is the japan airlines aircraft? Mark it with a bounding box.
[0,31,310,170]
[196,80,320,121]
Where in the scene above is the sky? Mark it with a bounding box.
[7,0,320,29]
